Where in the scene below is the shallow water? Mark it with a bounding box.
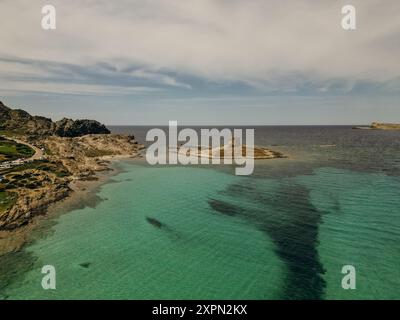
[1,126,399,299]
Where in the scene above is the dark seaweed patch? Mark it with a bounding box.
[208,183,326,300]
[146,217,165,229]
[79,262,91,269]
[208,199,241,216]
[0,250,38,299]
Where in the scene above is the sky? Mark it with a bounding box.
[0,0,399,125]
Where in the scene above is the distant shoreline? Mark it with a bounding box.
[353,123,400,130]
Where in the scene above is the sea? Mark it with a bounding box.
[0,126,399,299]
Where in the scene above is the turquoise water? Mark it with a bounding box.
[1,161,399,299]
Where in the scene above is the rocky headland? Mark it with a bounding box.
[353,122,400,130]
[0,101,110,137]
[0,101,144,234]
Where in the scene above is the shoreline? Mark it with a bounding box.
[0,155,135,257]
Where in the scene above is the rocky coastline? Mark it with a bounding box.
[0,101,144,250]
[0,134,144,231]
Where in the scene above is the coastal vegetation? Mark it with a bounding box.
[0,160,70,180]
[0,137,35,162]
[0,191,16,213]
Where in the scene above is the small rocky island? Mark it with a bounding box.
[178,138,284,160]
[354,122,400,130]
[0,101,144,231]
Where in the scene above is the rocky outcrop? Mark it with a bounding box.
[0,101,109,137]
[178,138,284,160]
[0,177,70,230]
[0,101,54,135]
[54,118,110,137]
[353,122,400,130]
[370,122,400,130]
[0,101,11,118]
[42,134,144,177]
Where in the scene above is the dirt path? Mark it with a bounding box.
[1,136,44,161]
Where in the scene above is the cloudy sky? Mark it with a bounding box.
[0,0,399,124]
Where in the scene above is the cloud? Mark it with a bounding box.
[0,0,399,95]
[0,56,186,96]
[127,69,192,89]
[0,80,160,96]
